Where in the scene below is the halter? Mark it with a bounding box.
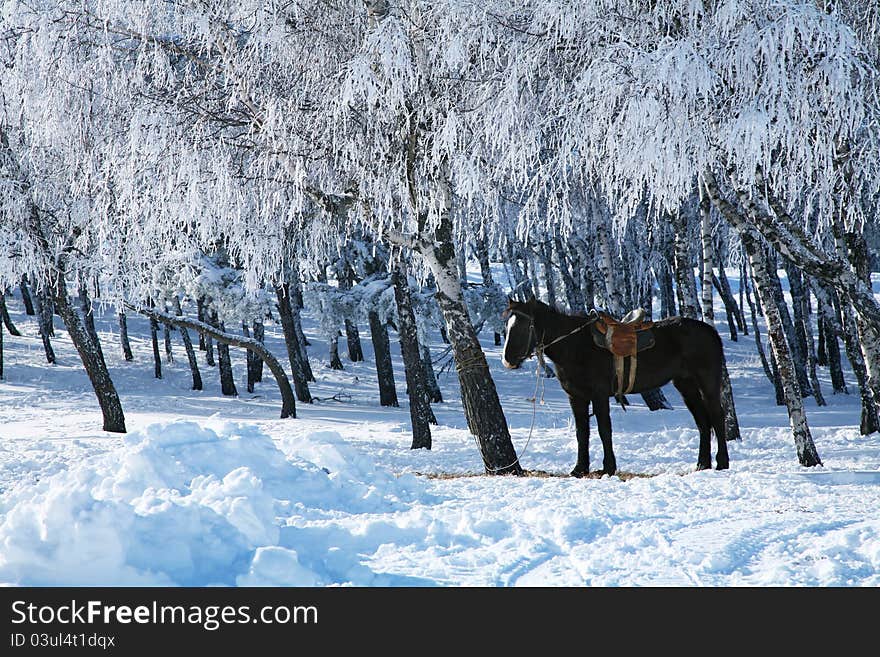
[507,308,599,366]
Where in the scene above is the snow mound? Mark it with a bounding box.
[0,421,422,586]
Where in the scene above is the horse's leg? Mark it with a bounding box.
[568,395,591,477]
[592,394,616,475]
[702,386,730,470]
[673,377,713,471]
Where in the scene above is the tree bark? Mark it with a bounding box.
[392,263,435,447]
[274,283,312,403]
[655,260,676,319]
[786,262,825,406]
[197,298,207,351]
[0,293,21,337]
[539,240,558,308]
[163,322,174,363]
[243,322,256,393]
[33,286,56,364]
[19,276,35,316]
[720,356,741,441]
[212,312,238,397]
[149,302,162,380]
[252,320,265,383]
[769,350,786,406]
[704,170,821,465]
[840,302,880,435]
[78,282,106,370]
[55,276,126,433]
[422,344,443,403]
[368,309,399,407]
[699,184,715,322]
[555,236,586,314]
[669,210,701,320]
[172,297,202,391]
[118,312,134,361]
[766,248,811,397]
[595,205,625,315]
[743,260,773,382]
[811,281,847,394]
[337,262,364,362]
[842,230,880,420]
[712,273,738,341]
[328,333,343,369]
[130,304,295,418]
[288,276,314,381]
[198,297,215,366]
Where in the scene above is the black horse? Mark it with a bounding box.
[502,297,729,476]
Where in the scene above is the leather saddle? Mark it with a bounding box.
[591,308,656,402]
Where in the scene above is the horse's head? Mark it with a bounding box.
[501,297,538,369]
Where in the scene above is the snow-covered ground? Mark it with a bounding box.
[1,274,879,586]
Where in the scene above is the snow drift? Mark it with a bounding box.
[0,421,421,586]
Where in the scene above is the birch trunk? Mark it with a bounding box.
[555,236,586,313]
[474,235,503,346]
[252,320,265,383]
[212,313,238,397]
[172,297,202,391]
[841,303,880,435]
[369,310,399,407]
[811,281,848,394]
[242,322,256,393]
[273,283,312,403]
[149,305,162,380]
[699,184,714,322]
[743,264,773,382]
[656,260,676,319]
[712,273,738,340]
[843,231,880,418]
[786,263,825,406]
[595,206,625,315]
[704,169,821,465]
[288,275,314,381]
[392,263,434,448]
[19,277,35,316]
[163,322,173,363]
[717,256,747,333]
[669,210,701,320]
[403,198,521,474]
[337,263,364,362]
[422,344,443,403]
[33,287,56,364]
[765,256,811,398]
[0,294,21,336]
[328,334,343,370]
[118,312,134,361]
[54,275,126,433]
[198,298,215,367]
[539,240,558,308]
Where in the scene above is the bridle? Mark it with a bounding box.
[505,307,599,367]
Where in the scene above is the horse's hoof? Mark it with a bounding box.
[603,462,617,476]
[696,462,711,471]
[716,461,730,471]
[570,467,589,478]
